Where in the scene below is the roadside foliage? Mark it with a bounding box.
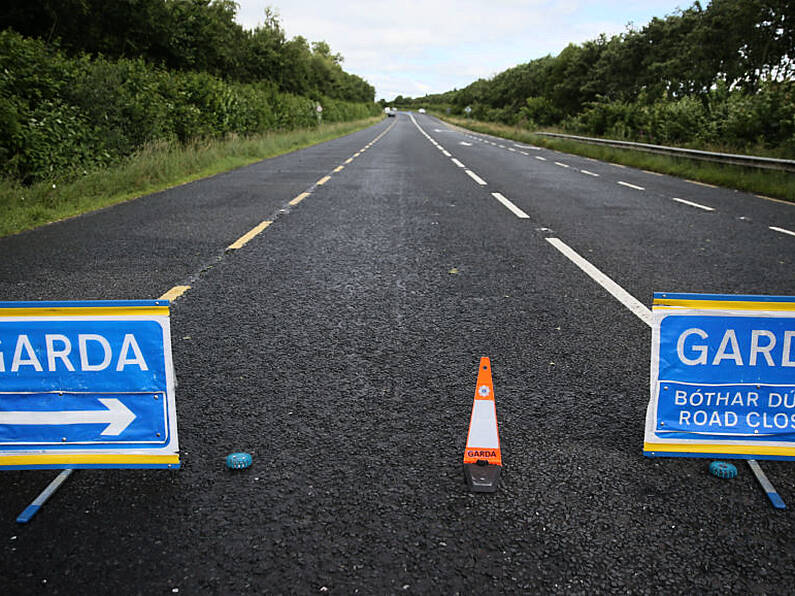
[0,1,380,185]
[397,0,794,158]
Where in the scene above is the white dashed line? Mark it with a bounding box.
[451,158,466,168]
[442,150,452,157]
[546,238,653,327]
[554,162,570,168]
[580,170,599,177]
[535,156,547,161]
[672,197,714,211]
[770,226,795,237]
[618,181,645,191]
[492,193,529,219]
[465,170,488,185]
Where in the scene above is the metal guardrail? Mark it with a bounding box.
[535,132,795,173]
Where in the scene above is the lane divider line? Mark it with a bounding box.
[333,166,344,173]
[618,181,645,191]
[535,156,547,161]
[492,193,530,219]
[770,226,795,237]
[545,237,653,327]
[554,162,570,168]
[159,285,191,302]
[442,150,452,157]
[227,220,273,251]
[451,158,466,168]
[289,192,311,206]
[672,197,714,211]
[465,170,488,186]
[581,169,599,177]
[687,179,717,188]
[316,175,331,186]
[344,158,353,164]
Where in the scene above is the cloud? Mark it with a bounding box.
[235,0,689,100]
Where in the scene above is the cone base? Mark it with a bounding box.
[463,462,501,492]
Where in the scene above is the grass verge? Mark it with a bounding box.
[0,117,383,238]
[435,115,794,204]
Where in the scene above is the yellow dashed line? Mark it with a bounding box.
[334,165,344,173]
[227,220,273,251]
[344,158,353,164]
[159,285,191,302]
[317,176,331,186]
[289,192,310,206]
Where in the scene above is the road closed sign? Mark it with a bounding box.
[645,293,795,460]
[0,300,179,469]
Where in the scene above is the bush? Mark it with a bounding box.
[0,31,380,185]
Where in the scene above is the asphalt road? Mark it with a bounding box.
[1,113,794,594]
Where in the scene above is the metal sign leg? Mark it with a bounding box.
[747,460,786,510]
[16,469,74,524]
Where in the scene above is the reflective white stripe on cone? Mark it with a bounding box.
[463,357,502,492]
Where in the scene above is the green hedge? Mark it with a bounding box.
[0,31,380,184]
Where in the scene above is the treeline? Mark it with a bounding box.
[399,0,794,155]
[1,0,374,103]
[0,1,379,184]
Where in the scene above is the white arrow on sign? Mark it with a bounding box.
[0,398,136,436]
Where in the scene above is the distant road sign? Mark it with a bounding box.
[645,293,795,460]
[0,300,179,469]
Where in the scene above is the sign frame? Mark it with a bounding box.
[645,292,795,461]
[0,300,179,470]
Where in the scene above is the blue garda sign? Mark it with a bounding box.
[0,301,179,469]
[645,293,795,460]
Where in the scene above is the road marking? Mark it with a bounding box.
[159,285,191,302]
[498,145,506,149]
[554,162,570,168]
[618,181,645,191]
[353,152,361,157]
[442,150,452,157]
[333,166,344,173]
[643,170,664,176]
[520,151,529,156]
[770,226,795,237]
[508,147,517,152]
[316,176,331,186]
[580,169,599,177]
[451,158,466,168]
[492,193,529,219]
[460,142,472,146]
[289,192,311,206]
[687,179,717,188]
[344,158,353,164]
[672,197,714,211]
[465,170,488,185]
[546,238,653,327]
[227,220,273,251]
[535,156,547,161]
[612,163,627,169]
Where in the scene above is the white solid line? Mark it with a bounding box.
[618,181,645,191]
[554,162,570,168]
[770,226,795,237]
[546,238,653,327]
[581,170,599,177]
[492,193,529,219]
[672,197,715,211]
[451,158,466,168]
[465,170,488,185]
[535,156,547,161]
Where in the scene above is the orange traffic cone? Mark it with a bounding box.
[463,357,502,492]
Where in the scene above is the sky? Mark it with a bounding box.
[234,1,691,101]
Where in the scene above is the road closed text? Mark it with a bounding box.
[658,384,795,435]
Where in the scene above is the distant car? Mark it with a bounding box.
[418,108,426,114]
[386,107,396,117]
